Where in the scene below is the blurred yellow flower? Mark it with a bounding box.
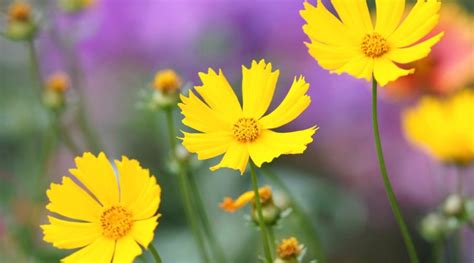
[300,0,444,86]
[41,153,161,263]
[402,90,474,165]
[8,2,31,22]
[153,69,182,94]
[179,60,317,174]
[277,237,303,260]
[220,186,272,213]
[46,72,69,93]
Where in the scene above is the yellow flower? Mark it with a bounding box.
[277,237,303,260]
[8,2,32,22]
[220,186,272,213]
[46,72,69,93]
[179,60,317,174]
[402,90,474,165]
[300,0,444,86]
[41,153,161,263]
[153,69,182,94]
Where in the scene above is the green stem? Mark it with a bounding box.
[268,226,276,253]
[249,162,274,263]
[149,243,163,263]
[433,239,443,263]
[371,78,419,263]
[186,171,227,263]
[55,117,82,155]
[263,168,326,262]
[164,109,211,262]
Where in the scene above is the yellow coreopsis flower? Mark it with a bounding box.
[179,60,317,174]
[402,90,474,165]
[300,0,444,86]
[41,153,161,263]
[220,186,273,213]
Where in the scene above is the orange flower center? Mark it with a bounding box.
[233,118,260,143]
[100,206,133,240]
[8,2,32,22]
[361,33,390,58]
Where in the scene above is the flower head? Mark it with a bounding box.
[220,186,272,213]
[153,69,182,94]
[8,2,32,22]
[277,237,303,260]
[179,60,317,174]
[402,90,474,165]
[300,0,444,86]
[41,153,161,263]
[5,1,37,41]
[46,72,69,93]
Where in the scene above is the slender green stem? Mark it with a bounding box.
[165,109,177,152]
[371,78,419,263]
[268,226,276,253]
[249,162,274,263]
[27,40,42,93]
[177,166,211,263]
[55,118,82,155]
[263,168,326,262]
[433,239,443,263]
[149,243,163,263]
[186,171,227,263]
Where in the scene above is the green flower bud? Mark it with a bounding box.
[420,213,445,242]
[252,203,281,226]
[443,194,464,217]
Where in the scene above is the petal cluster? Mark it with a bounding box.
[179,60,317,174]
[300,0,444,86]
[41,153,161,263]
[402,90,474,165]
[220,186,272,213]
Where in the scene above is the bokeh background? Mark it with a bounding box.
[1,0,473,262]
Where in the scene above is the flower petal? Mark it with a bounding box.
[115,157,161,220]
[387,32,444,64]
[389,0,441,48]
[259,76,311,129]
[179,90,232,132]
[131,215,160,248]
[41,216,101,249]
[46,176,103,222]
[210,142,249,175]
[333,55,374,82]
[373,58,415,86]
[112,236,142,263]
[61,237,115,263]
[248,128,317,167]
[305,42,360,72]
[300,0,359,45]
[69,152,119,207]
[181,131,234,160]
[374,0,405,37]
[195,68,242,122]
[242,60,280,119]
[332,0,373,37]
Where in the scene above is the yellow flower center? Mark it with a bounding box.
[361,33,390,58]
[277,237,302,259]
[233,118,260,143]
[153,69,182,94]
[100,206,133,240]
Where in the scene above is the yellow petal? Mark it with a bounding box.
[248,128,317,167]
[46,176,102,222]
[131,215,160,248]
[179,90,232,132]
[181,131,234,160]
[242,59,280,119]
[387,32,444,64]
[332,0,373,37]
[41,216,101,249]
[389,0,441,48]
[69,152,119,207]
[373,58,415,86]
[259,76,311,129]
[305,42,359,72]
[333,55,374,82]
[210,142,249,175]
[220,186,271,213]
[112,236,142,263]
[374,0,405,37]
[300,0,359,45]
[195,68,242,122]
[115,157,161,220]
[61,237,115,263]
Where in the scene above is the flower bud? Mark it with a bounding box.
[252,202,281,226]
[274,237,303,263]
[443,194,464,217]
[5,2,37,41]
[420,213,445,241]
[153,69,182,94]
[42,73,69,110]
[58,0,94,13]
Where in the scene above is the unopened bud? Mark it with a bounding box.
[252,203,281,226]
[58,0,95,13]
[5,2,37,41]
[420,213,445,241]
[275,237,303,263]
[443,194,464,217]
[153,69,182,94]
